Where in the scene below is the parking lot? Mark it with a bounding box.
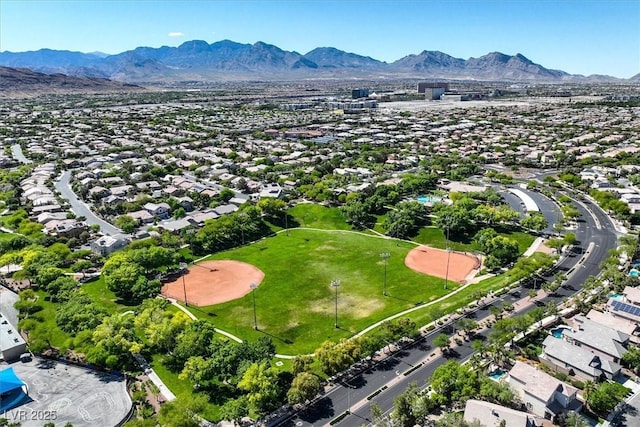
[1,357,132,427]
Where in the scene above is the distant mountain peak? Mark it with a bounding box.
[0,39,624,83]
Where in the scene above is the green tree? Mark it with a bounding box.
[429,360,480,408]
[456,318,478,338]
[473,228,498,252]
[391,382,420,427]
[135,299,190,352]
[55,292,107,333]
[287,372,322,405]
[157,395,207,427]
[562,411,590,427]
[173,207,186,219]
[237,362,282,414]
[257,197,286,218]
[87,313,142,369]
[587,382,629,414]
[46,276,77,302]
[115,215,138,233]
[340,200,374,229]
[563,232,578,246]
[219,188,235,203]
[34,266,66,288]
[478,377,520,408]
[622,346,640,373]
[315,338,363,376]
[521,212,548,231]
[292,355,314,375]
[433,333,450,353]
[219,396,249,423]
[102,253,160,302]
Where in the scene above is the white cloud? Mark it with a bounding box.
[168,32,184,37]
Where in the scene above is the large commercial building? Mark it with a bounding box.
[351,88,370,99]
[417,82,449,100]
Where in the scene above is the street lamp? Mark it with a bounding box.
[250,282,258,330]
[380,252,390,296]
[331,280,341,328]
[179,262,188,306]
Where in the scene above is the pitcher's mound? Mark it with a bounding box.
[161,260,264,307]
[405,246,481,283]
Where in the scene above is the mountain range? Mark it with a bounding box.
[0,66,141,97]
[0,40,630,84]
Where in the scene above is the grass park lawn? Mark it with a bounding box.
[414,227,535,254]
[81,276,137,313]
[193,228,455,355]
[33,289,75,350]
[286,203,351,230]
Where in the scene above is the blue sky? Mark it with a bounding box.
[1,0,638,78]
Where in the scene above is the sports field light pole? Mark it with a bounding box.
[250,282,258,330]
[179,262,188,306]
[444,218,451,291]
[380,252,390,296]
[331,279,341,329]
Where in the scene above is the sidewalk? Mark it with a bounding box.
[133,353,176,402]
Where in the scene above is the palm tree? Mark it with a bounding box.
[487,343,513,369]
[564,411,590,427]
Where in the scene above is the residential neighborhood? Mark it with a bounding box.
[0,85,639,427]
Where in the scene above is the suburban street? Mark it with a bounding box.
[54,169,122,236]
[279,189,619,427]
[10,143,32,164]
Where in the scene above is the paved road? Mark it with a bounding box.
[54,170,122,236]
[10,144,32,164]
[524,188,563,236]
[277,189,618,427]
[499,186,561,236]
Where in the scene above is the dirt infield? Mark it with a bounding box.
[161,260,265,307]
[405,246,481,283]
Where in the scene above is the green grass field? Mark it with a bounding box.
[286,203,351,230]
[177,204,539,354]
[82,276,134,313]
[193,228,454,354]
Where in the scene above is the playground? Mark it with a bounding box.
[161,260,265,306]
[405,246,482,283]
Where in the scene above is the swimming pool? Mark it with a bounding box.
[609,293,625,301]
[630,269,639,278]
[488,369,506,380]
[550,325,571,339]
[417,195,440,204]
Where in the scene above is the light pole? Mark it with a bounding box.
[331,279,341,329]
[250,282,258,330]
[179,262,188,306]
[444,219,451,290]
[380,252,390,296]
